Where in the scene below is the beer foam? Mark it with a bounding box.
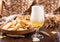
[30,5,44,21]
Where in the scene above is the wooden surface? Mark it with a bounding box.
[0,27,60,42]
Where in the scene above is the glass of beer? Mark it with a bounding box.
[30,5,44,41]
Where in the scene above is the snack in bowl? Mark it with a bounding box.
[0,15,35,35]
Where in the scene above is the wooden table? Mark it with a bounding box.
[0,28,60,42]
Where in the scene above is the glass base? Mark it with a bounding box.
[31,28,44,41]
[31,32,44,41]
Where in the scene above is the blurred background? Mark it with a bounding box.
[0,0,60,17]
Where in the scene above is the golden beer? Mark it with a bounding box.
[31,21,44,28]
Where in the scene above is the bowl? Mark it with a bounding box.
[0,26,35,35]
